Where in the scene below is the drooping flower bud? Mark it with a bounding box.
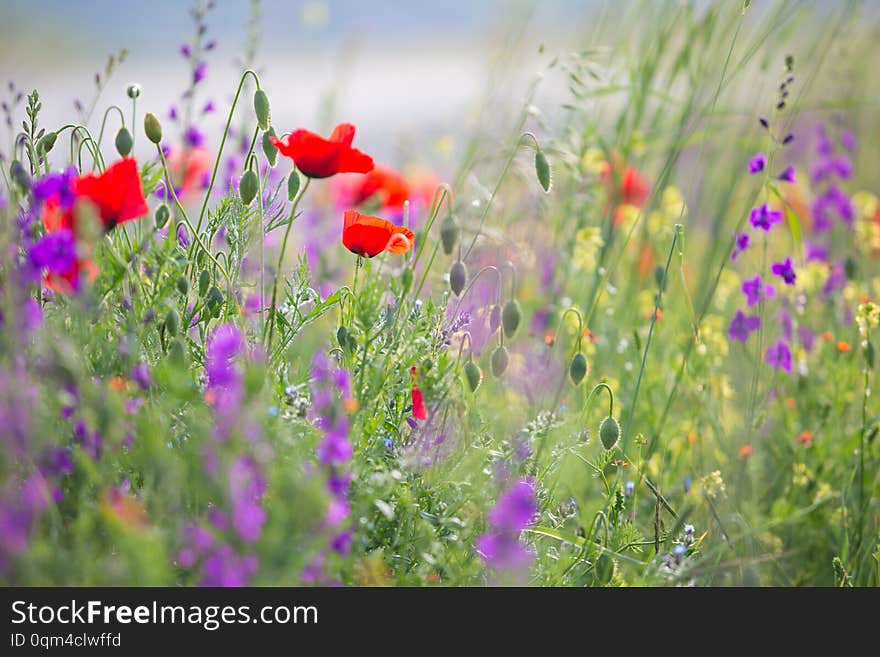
[489,304,501,334]
[535,147,552,192]
[144,112,162,144]
[154,203,170,229]
[239,169,259,205]
[262,126,278,167]
[287,168,301,201]
[569,352,587,386]
[198,270,210,297]
[37,131,57,154]
[253,89,271,131]
[464,360,482,392]
[501,299,522,337]
[450,261,467,296]
[491,345,509,377]
[115,127,133,156]
[599,416,620,450]
[439,214,459,255]
[164,308,180,336]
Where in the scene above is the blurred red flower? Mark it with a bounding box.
[73,157,149,230]
[410,366,427,420]
[342,210,414,258]
[270,123,374,179]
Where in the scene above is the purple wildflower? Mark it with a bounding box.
[193,62,208,85]
[777,166,796,183]
[28,230,77,276]
[229,456,267,543]
[749,204,783,231]
[184,126,205,148]
[764,340,792,372]
[805,242,828,262]
[840,129,857,152]
[742,275,775,307]
[130,362,152,390]
[748,152,766,175]
[728,310,761,343]
[731,232,750,261]
[476,478,537,572]
[771,258,796,285]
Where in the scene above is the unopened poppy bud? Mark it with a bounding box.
[535,148,552,192]
[176,276,189,296]
[569,352,587,386]
[450,261,467,296]
[198,269,210,297]
[262,127,278,166]
[337,325,349,349]
[464,360,482,392]
[440,214,459,255]
[253,89,271,131]
[287,168,301,201]
[489,304,501,334]
[126,84,142,99]
[164,308,180,336]
[169,339,185,363]
[115,127,133,156]
[144,112,162,144]
[599,416,620,450]
[502,299,522,337]
[154,203,170,229]
[206,286,224,311]
[491,345,509,377]
[239,169,259,205]
[401,266,413,293]
[37,131,57,154]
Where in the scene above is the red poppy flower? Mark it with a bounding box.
[72,158,149,231]
[168,146,210,200]
[620,166,650,207]
[335,165,410,210]
[342,210,414,258]
[410,366,427,421]
[270,123,374,179]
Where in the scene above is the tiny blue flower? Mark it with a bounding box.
[267,406,279,417]
[673,544,686,558]
[624,480,635,497]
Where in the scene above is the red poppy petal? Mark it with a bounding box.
[329,123,356,146]
[337,147,374,175]
[342,222,392,258]
[73,158,147,228]
[412,385,427,420]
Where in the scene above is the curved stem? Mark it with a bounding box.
[556,307,585,352]
[587,382,614,418]
[450,264,503,320]
[195,69,261,236]
[500,259,518,299]
[96,105,126,147]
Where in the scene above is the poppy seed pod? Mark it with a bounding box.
[253,89,271,131]
[198,270,210,297]
[501,300,522,337]
[239,169,259,205]
[164,308,180,336]
[401,267,413,293]
[154,203,170,229]
[450,261,467,296]
[126,84,142,99]
[287,168,301,201]
[144,112,162,144]
[489,304,502,334]
[262,127,278,167]
[535,148,552,193]
[439,214,459,255]
[599,416,621,450]
[491,345,509,377]
[175,276,189,296]
[37,131,57,154]
[115,127,133,157]
[464,360,482,392]
[337,325,349,349]
[206,286,224,312]
[569,352,587,386]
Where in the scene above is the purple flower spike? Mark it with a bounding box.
[840,129,857,152]
[748,152,766,175]
[765,340,792,373]
[193,62,208,85]
[771,258,796,285]
[777,166,796,183]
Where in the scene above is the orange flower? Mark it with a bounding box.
[738,444,753,459]
[797,430,813,447]
[687,432,698,444]
[821,331,833,342]
[836,341,852,353]
[342,210,414,258]
[785,397,796,410]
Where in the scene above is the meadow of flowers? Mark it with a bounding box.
[1,1,878,587]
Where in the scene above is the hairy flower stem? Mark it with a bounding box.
[265,176,310,352]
